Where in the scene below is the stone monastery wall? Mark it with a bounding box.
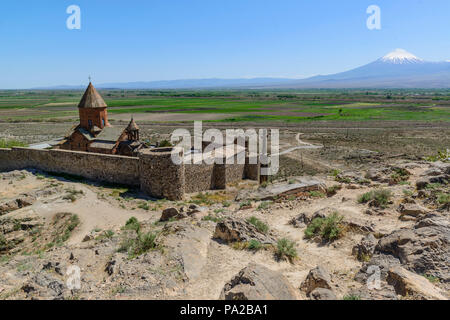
[0,147,140,186]
[0,146,258,200]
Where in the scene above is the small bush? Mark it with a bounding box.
[240,201,252,209]
[403,189,414,197]
[123,217,141,233]
[104,230,115,239]
[390,168,410,184]
[257,201,272,211]
[248,240,263,251]
[158,140,173,147]
[335,176,351,184]
[423,274,440,284]
[54,214,80,245]
[308,191,326,198]
[437,193,450,205]
[202,214,223,223]
[222,201,231,207]
[305,212,345,242]
[138,202,150,211]
[330,169,341,177]
[118,231,158,258]
[358,189,392,208]
[326,185,342,197]
[247,216,269,234]
[63,188,84,202]
[276,238,297,262]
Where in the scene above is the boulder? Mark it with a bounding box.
[214,217,276,245]
[300,266,333,295]
[416,175,448,190]
[352,234,377,261]
[399,203,428,216]
[160,207,187,222]
[387,266,447,300]
[220,263,298,300]
[354,254,401,284]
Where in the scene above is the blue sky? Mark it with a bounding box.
[1,0,450,88]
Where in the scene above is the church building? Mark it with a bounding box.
[57,82,145,156]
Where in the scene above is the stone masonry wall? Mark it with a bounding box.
[0,147,140,186]
[0,146,258,200]
[184,162,215,193]
[139,148,185,200]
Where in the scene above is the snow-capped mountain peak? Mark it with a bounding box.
[380,49,424,64]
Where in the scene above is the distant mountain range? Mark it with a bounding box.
[36,49,450,90]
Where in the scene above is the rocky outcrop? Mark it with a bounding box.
[0,194,36,216]
[355,254,401,284]
[376,215,450,282]
[300,266,333,296]
[236,178,326,201]
[214,218,276,245]
[220,263,298,300]
[162,222,212,281]
[398,203,429,221]
[387,266,447,300]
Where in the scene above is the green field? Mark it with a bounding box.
[0,89,449,123]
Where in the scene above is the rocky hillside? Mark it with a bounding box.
[0,160,448,300]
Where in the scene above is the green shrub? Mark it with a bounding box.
[391,168,410,184]
[358,189,392,208]
[326,185,342,197]
[202,214,223,223]
[63,188,84,202]
[118,231,158,258]
[276,238,297,262]
[305,212,345,242]
[104,230,115,239]
[159,140,173,147]
[330,169,341,177]
[308,191,326,198]
[423,274,440,284]
[335,176,351,184]
[138,202,150,211]
[222,201,231,207]
[247,216,269,234]
[257,201,272,211]
[240,201,252,209]
[248,240,262,251]
[437,193,450,205]
[123,217,141,233]
[54,214,80,245]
